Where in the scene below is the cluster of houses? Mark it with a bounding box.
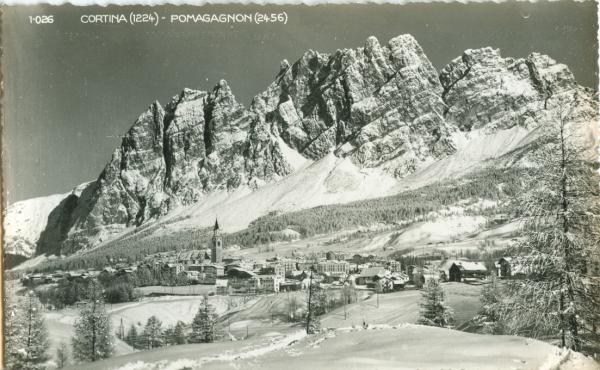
[20,253,526,292]
[406,256,527,286]
[21,269,97,285]
[125,222,415,294]
[21,221,529,293]
[21,222,411,294]
[22,252,527,291]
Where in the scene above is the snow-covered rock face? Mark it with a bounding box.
[3,193,70,258]
[440,48,580,131]
[21,34,595,257]
[256,34,455,179]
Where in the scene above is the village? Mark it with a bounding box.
[21,220,524,298]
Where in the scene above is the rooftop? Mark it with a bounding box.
[358,267,387,278]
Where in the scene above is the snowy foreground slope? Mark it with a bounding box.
[63,325,598,370]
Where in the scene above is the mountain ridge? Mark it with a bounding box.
[3,33,596,260]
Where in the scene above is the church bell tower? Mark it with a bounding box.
[211,218,223,264]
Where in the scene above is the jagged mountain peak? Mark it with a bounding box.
[165,80,238,111]
[207,79,237,103]
[440,46,582,132]
[127,100,164,135]
[441,46,577,94]
[169,87,206,106]
[254,33,447,166]
[364,35,381,49]
[22,34,596,258]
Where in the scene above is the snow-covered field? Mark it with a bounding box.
[226,214,514,264]
[136,285,216,296]
[44,283,481,367]
[322,283,481,329]
[62,325,599,370]
[107,295,238,329]
[387,215,488,245]
[43,295,252,363]
[44,307,135,362]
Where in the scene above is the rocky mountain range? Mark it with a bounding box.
[4,34,597,260]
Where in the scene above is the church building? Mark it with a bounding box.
[211,218,223,264]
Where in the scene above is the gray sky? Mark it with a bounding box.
[3,2,598,203]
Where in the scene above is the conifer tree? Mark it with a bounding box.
[125,324,139,349]
[5,292,50,370]
[162,321,186,346]
[190,296,219,343]
[5,300,20,369]
[477,275,503,334]
[173,320,187,345]
[72,281,113,362]
[163,326,175,346]
[500,96,600,351]
[418,279,454,328]
[305,272,326,334]
[311,283,328,316]
[143,316,164,349]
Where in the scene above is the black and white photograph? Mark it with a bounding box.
[1,2,599,369]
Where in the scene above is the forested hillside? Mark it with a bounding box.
[226,166,523,245]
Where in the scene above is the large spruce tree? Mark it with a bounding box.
[501,96,600,351]
[72,281,113,362]
[143,315,164,349]
[417,279,454,328]
[477,275,504,334]
[5,292,50,370]
[305,273,327,334]
[190,296,219,343]
[125,324,140,349]
[173,320,187,345]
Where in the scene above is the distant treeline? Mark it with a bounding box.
[29,166,524,274]
[34,266,189,308]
